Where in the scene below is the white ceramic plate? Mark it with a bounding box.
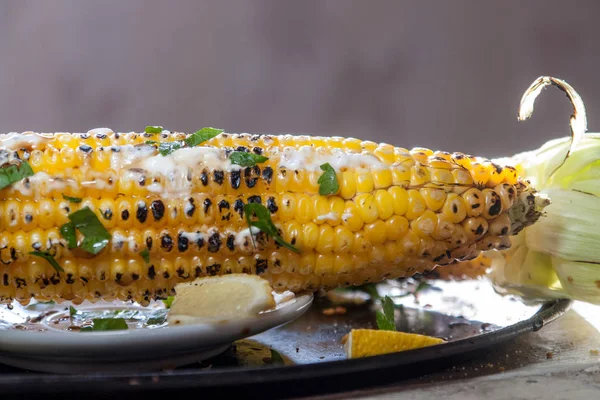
[0,291,313,374]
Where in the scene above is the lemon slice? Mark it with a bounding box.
[166,274,276,325]
[344,329,445,359]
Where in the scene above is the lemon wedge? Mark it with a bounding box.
[343,329,445,359]
[166,274,276,325]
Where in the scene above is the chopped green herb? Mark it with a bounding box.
[375,296,396,331]
[0,161,34,191]
[59,222,77,249]
[68,207,111,255]
[80,318,128,332]
[229,152,269,167]
[317,163,339,195]
[244,203,300,253]
[140,248,150,264]
[144,126,163,134]
[62,194,82,203]
[163,296,175,309]
[414,281,432,294]
[184,127,223,147]
[269,349,285,364]
[69,305,77,317]
[29,251,64,273]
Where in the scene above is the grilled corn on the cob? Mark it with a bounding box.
[0,127,548,305]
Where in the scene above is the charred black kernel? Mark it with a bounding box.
[452,204,459,214]
[138,176,146,186]
[114,132,120,139]
[23,178,31,189]
[244,166,260,188]
[161,234,174,251]
[151,200,165,220]
[501,226,509,235]
[95,132,107,139]
[208,232,221,252]
[242,267,251,274]
[200,170,209,186]
[203,198,212,213]
[78,145,93,153]
[213,170,224,185]
[291,237,296,245]
[455,154,465,160]
[446,250,452,259]
[10,248,16,261]
[25,214,32,223]
[163,272,170,279]
[50,275,60,285]
[488,196,502,216]
[471,203,480,209]
[253,147,263,155]
[148,265,156,279]
[146,236,153,250]
[110,146,120,153]
[274,259,281,267]
[121,209,130,221]
[250,134,262,141]
[3,273,8,286]
[233,199,244,218]
[114,273,122,284]
[136,203,148,223]
[473,193,479,199]
[15,278,26,289]
[195,266,202,277]
[206,264,221,276]
[186,198,195,217]
[227,234,235,250]
[177,233,189,252]
[255,259,268,275]
[475,225,484,236]
[493,163,503,174]
[32,242,42,251]
[196,235,205,249]
[80,133,90,139]
[279,168,287,177]
[102,208,113,220]
[248,195,261,204]
[236,146,249,152]
[230,170,241,189]
[266,197,278,213]
[176,268,186,278]
[131,273,139,281]
[186,168,192,182]
[81,277,88,283]
[100,271,106,280]
[262,166,273,183]
[218,200,230,212]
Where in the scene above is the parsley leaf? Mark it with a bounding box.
[163,296,175,309]
[62,194,82,203]
[0,161,34,190]
[375,296,396,331]
[29,251,64,273]
[68,207,111,255]
[144,126,163,134]
[59,222,77,249]
[69,305,77,317]
[140,248,150,264]
[184,127,223,147]
[229,152,269,167]
[244,203,299,253]
[317,163,339,195]
[145,140,185,156]
[81,318,128,332]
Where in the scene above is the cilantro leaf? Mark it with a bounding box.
[62,194,82,203]
[59,222,77,249]
[144,126,163,134]
[244,203,299,253]
[68,207,111,255]
[317,163,339,195]
[184,127,223,147]
[163,296,175,309]
[140,248,150,264]
[80,318,128,332]
[375,296,396,331]
[144,140,185,156]
[229,152,269,167]
[29,251,64,273]
[0,161,34,190]
[69,305,77,317]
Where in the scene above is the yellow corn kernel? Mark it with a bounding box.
[355,194,379,224]
[405,190,426,220]
[410,210,438,238]
[385,215,409,241]
[442,193,467,224]
[389,186,409,216]
[356,170,375,194]
[420,188,446,211]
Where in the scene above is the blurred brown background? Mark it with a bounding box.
[0,0,598,158]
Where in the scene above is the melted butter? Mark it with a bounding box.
[0,132,52,150]
[277,145,384,171]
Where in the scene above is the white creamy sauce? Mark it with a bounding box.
[184,201,194,216]
[87,127,114,136]
[277,145,384,171]
[146,182,163,193]
[342,212,354,220]
[180,231,204,243]
[316,212,339,221]
[0,132,51,150]
[234,227,261,248]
